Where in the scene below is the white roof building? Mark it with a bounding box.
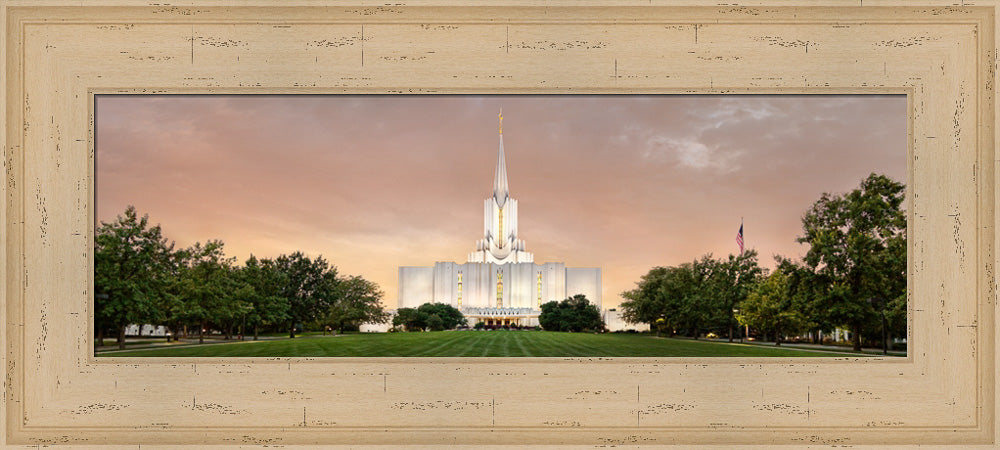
[398,109,601,328]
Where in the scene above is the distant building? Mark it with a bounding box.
[603,308,650,332]
[360,319,393,333]
[124,324,168,336]
[397,110,601,327]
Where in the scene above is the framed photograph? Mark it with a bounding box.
[92,93,907,359]
[3,2,996,447]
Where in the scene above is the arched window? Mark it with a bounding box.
[496,272,503,308]
[537,272,543,307]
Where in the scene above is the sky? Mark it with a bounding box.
[95,95,906,310]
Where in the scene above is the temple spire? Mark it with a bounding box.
[493,107,509,208]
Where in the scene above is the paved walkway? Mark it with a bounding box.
[95,333,342,354]
[702,337,907,357]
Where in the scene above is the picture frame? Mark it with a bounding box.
[2,1,996,447]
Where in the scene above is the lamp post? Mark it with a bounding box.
[732,308,742,343]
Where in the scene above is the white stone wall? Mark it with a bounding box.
[399,261,600,311]
[539,262,567,306]
[566,267,602,309]
[398,266,434,309]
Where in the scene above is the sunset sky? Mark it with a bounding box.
[95,95,906,310]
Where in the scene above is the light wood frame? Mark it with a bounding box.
[2,1,997,447]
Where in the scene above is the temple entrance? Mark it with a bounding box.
[484,318,523,326]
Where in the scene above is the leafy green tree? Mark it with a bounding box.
[539,294,603,332]
[538,301,564,331]
[797,173,906,350]
[393,307,427,331]
[620,267,671,330]
[736,270,806,345]
[274,252,335,338]
[774,256,827,343]
[416,303,465,330]
[425,314,445,331]
[321,275,390,334]
[176,240,235,344]
[391,303,463,332]
[708,250,764,341]
[235,255,290,340]
[621,262,710,338]
[678,256,718,339]
[94,206,176,349]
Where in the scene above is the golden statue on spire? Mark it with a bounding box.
[499,106,503,135]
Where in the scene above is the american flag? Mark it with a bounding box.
[736,221,744,254]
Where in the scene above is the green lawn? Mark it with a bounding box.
[98,331,872,357]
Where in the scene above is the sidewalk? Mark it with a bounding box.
[703,337,907,357]
[94,334,312,354]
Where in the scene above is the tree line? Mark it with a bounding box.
[620,173,907,351]
[95,206,390,349]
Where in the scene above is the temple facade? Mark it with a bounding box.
[397,110,601,327]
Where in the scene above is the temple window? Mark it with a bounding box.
[496,272,503,308]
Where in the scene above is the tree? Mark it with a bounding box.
[94,206,176,349]
[274,252,335,338]
[393,307,427,332]
[774,256,826,343]
[425,314,445,331]
[539,294,603,332]
[176,240,235,344]
[708,250,764,342]
[677,256,718,339]
[416,303,465,330]
[321,275,390,334]
[620,260,720,339]
[236,255,290,340]
[391,303,463,332]
[797,173,906,350]
[620,267,672,330]
[736,270,806,345]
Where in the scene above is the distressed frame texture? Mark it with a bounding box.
[2,1,998,447]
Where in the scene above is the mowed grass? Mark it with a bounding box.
[99,331,868,358]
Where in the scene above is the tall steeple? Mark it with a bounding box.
[468,107,533,265]
[493,107,509,208]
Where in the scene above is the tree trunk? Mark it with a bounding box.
[118,325,126,350]
[254,325,259,341]
[199,322,205,344]
[97,327,105,347]
[289,321,296,339]
[181,325,188,339]
[774,329,781,346]
[852,329,862,351]
[728,321,733,343]
[225,324,233,340]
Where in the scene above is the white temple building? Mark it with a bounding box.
[397,110,601,327]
